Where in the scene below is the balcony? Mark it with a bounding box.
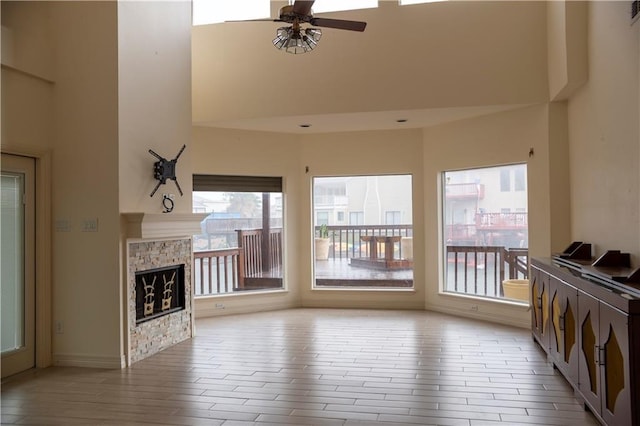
[445,183,485,200]
[194,225,528,302]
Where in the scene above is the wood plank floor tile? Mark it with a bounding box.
[1,309,599,425]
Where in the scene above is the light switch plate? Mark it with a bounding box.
[55,219,71,232]
[81,218,98,232]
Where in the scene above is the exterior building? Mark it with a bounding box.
[445,164,528,248]
[314,175,413,226]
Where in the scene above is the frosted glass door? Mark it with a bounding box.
[1,172,25,353]
[1,154,35,378]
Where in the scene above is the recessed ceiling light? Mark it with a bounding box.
[299,124,312,128]
[396,119,408,123]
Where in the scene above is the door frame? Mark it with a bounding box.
[1,154,35,376]
[1,149,52,370]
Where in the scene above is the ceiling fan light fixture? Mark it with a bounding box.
[273,26,322,54]
[305,27,322,42]
[273,27,293,49]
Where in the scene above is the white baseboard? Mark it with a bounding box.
[195,299,296,318]
[53,353,126,369]
[425,303,531,329]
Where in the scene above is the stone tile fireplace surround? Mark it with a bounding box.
[123,213,206,365]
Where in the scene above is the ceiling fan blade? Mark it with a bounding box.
[225,18,283,23]
[293,0,315,16]
[310,17,367,32]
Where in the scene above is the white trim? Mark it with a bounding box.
[53,353,125,369]
[1,148,53,370]
[194,299,296,318]
[426,303,530,329]
[122,213,207,239]
[426,291,531,329]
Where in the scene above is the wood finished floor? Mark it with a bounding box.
[1,308,599,425]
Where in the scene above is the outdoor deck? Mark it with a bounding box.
[193,224,527,298]
[314,258,413,287]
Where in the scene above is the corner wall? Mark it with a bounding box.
[50,1,122,367]
[117,0,193,365]
[568,1,640,263]
[191,126,302,316]
[422,105,564,327]
[118,1,193,215]
[298,129,425,310]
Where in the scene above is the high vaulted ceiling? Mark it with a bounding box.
[192,1,549,134]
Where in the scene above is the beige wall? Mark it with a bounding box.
[118,1,193,214]
[547,1,588,101]
[1,1,54,152]
[117,1,193,364]
[191,106,573,328]
[191,127,425,313]
[191,126,302,316]
[1,1,55,368]
[568,1,640,263]
[421,105,562,327]
[298,130,425,310]
[2,0,193,368]
[192,1,548,124]
[3,0,640,368]
[1,1,54,80]
[49,1,121,366]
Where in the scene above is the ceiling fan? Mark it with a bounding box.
[231,0,367,54]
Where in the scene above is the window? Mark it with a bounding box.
[385,211,401,225]
[313,175,413,289]
[192,175,284,296]
[443,164,528,303]
[514,167,526,191]
[500,168,511,192]
[312,0,378,13]
[193,0,379,26]
[317,211,329,226]
[399,0,447,4]
[337,211,345,222]
[499,166,526,192]
[192,0,270,26]
[349,211,364,225]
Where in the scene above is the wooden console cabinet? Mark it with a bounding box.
[531,257,640,426]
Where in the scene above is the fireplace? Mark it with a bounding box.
[135,264,185,324]
[123,213,207,365]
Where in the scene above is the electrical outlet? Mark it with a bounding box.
[55,321,64,334]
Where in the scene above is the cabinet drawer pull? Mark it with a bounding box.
[594,345,606,366]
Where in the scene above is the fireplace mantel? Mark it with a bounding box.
[122,213,207,239]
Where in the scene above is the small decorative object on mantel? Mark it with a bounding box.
[149,144,186,198]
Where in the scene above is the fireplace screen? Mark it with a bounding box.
[135,264,185,324]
